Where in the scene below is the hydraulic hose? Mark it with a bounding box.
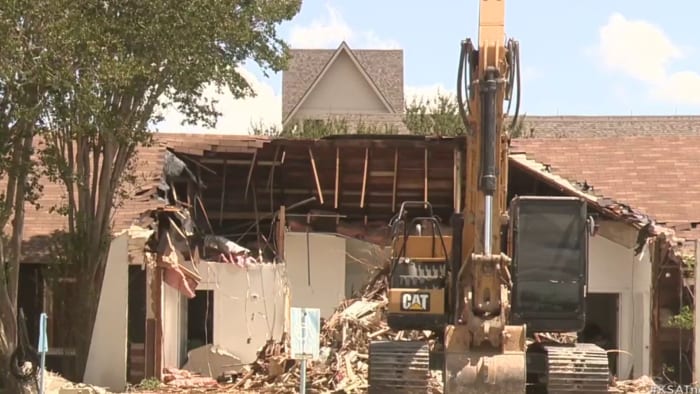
[456,39,472,134]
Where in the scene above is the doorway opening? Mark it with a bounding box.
[187,290,214,352]
[581,293,619,376]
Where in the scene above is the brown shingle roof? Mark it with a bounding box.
[1,137,168,262]
[521,116,700,138]
[511,135,700,241]
[282,43,404,119]
[155,133,269,155]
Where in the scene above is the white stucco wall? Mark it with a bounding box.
[588,227,651,378]
[84,233,129,391]
[196,262,287,365]
[285,232,347,318]
[162,280,187,368]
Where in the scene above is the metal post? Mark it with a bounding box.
[484,195,492,255]
[694,240,700,384]
[38,313,48,394]
[300,310,307,393]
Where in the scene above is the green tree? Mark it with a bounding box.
[403,92,466,136]
[0,0,301,385]
[0,1,64,391]
[251,91,526,138]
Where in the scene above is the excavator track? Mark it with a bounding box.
[368,340,431,394]
[544,343,610,393]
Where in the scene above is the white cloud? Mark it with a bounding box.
[289,3,400,49]
[154,4,401,135]
[153,67,280,134]
[405,84,454,109]
[594,13,700,105]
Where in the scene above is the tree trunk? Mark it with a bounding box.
[0,284,19,393]
[0,133,34,393]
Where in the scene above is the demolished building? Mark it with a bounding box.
[9,132,698,392]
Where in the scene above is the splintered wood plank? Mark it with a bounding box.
[424,148,429,203]
[392,148,399,212]
[308,147,324,205]
[219,159,227,226]
[334,146,340,209]
[360,147,369,208]
[244,150,258,201]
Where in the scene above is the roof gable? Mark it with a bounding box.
[283,42,394,125]
[282,42,404,122]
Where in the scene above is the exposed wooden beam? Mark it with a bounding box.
[334,146,340,209]
[207,202,457,221]
[250,187,455,197]
[277,205,286,261]
[199,158,282,166]
[308,147,324,205]
[209,212,274,220]
[424,147,429,203]
[177,155,217,175]
[392,148,398,212]
[244,150,258,201]
[219,159,227,226]
[360,147,369,208]
[268,146,282,212]
[267,145,282,190]
[251,182,454,194]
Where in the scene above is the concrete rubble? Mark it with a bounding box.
[203,266,442,393]
[609,375,658,393]
[28,371,107,394]
[181,344,243,380]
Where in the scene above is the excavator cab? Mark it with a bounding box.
[509,196,611,393]
[508,196,589,332]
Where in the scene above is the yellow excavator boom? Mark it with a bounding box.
[368,2,609,393]
[445,0,526,392]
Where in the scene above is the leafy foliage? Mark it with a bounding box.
[0,0,301,383]
[251,117,400,138]
[403,93,466,136]
[667,305,694,330]
[251,91,527,138]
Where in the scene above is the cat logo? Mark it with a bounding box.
[400,292,430,312]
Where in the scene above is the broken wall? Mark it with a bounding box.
[195,262,287,366]
[83,233,129,391]
[162,280,188,368]
[285,232,347,318]
[345,238,389,298]
[588,221,651,378]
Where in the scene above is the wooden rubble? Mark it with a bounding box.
[158,267,661,394]
[221,267,442,393]
[608,375,658,393]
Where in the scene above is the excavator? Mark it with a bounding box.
[367,1,612,393]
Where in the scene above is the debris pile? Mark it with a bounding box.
[226,267,442,393]
[162,367,221,390]
[609,375,657,393]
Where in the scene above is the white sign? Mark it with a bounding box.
[290,307,320,360]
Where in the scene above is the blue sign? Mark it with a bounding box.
[38,313,48,353]
[290,307,320,360]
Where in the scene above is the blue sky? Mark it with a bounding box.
[157,0,700,133]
